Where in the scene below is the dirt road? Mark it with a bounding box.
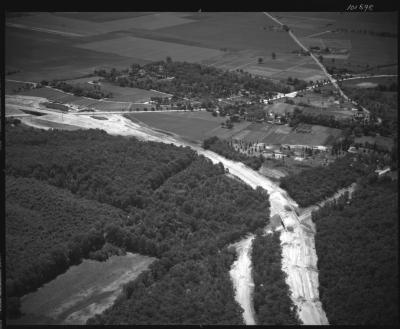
[229,235,257,325]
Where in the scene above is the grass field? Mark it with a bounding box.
[127,111,226,142]
[16,253,155,325]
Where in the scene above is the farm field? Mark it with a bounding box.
[77,36,224,63]
[6,12,397,84]
[13,253,155,325]
[7,12,197,37]
[202,49,325,81]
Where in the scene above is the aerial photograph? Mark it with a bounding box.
[4,8,398,326]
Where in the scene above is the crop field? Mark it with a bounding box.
[203,49,325,81]
[98,13,197,31]
[6,12,195,36]
[16,253,155,325]
[77,36,224,63]
[5,27,135,82]
[277,14,335,31]
[6,12,397,84]
[157,12,295,53]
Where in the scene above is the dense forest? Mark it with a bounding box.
[203,136,263,170]
[280,154,375,207]
[6,126,271,324]
[6,127,195,212]
[6,176,126,298]
[251,233,300,325]
[94,59,291,100]
[313,177,398,325]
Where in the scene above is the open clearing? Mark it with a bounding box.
[127,111,226,142]
[13,253,155,325]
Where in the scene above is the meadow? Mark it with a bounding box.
[127,111,226,142]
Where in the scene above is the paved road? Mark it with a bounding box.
[263,12,350,101]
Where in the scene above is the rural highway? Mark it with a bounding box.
[262,12,349,100]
